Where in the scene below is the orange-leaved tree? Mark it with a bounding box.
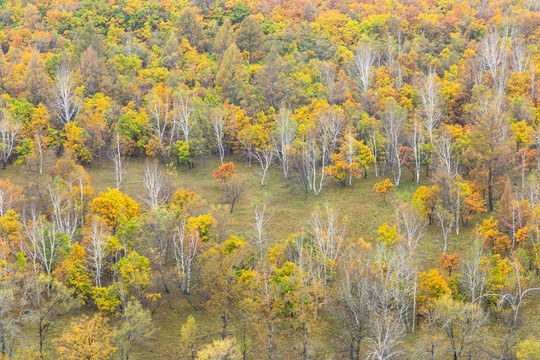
[213,161,236,183]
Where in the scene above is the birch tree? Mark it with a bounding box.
[210,109,226,165]
[174,91,194,143]
[479,27,510,95]
[0,109,20,170]
[273,109,296,180]
[253,144,274,186]
[173,218,201,294]
[147,87,173,145]
[250,196,271,258]
[352,42,376,92]
[141,162,174,209]
[419,71,443,142]
[25,216,64,279]
[108,132,127,189]
[84,218,109,287]
[380,99,407,186]
[52,64,81,125]
[308,205,346,286]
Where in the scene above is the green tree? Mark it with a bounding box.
[216,44,246,104]
[235,15,264,64]
[115,301,155,360]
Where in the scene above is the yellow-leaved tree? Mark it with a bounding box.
[53,313,117,360]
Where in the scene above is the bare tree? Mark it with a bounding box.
[45,179,79,241]
[308,205,346,286]
[173,218,201,294]
[254,144,274,186]
[222,178,247,213]
[435,207,453,253]
[411,117,424,184]
[250,196,272,258]
[174,91,194,143]
[479,27,509,95]
[380,99,407,186]
[84,218,109,287]
[512,38,530,73]
[52,63,81,125]
[319,108,346,157]
[394,201,426,253]
[147,87,172,145]
[430,296,487,360]
[461,242,489,304]
[210,109,226,165]
[0,181,19,217]
[108,132,127,189]
[141,162,173,209]
[273,109,296,180]
[0,109,20,170]
[352,42,376,92]
[24,216,62,279]
[496,257,540,324]
[419,70,443,142]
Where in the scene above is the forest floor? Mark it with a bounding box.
[3,155,526,359]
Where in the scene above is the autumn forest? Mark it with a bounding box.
[0,0,540,359]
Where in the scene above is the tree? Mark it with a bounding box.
[179,315,201,360]
[213,162,236,183]
[141,162,174,209]
[222,178,247,214]
[26,278,82,354]
[380,98,407,186]
[91,188,139,229]
[250,196,271,258]
[253,144,274,186]
[114,251,159,308]
[208,108,225,165]
[419,70,443,142]
[373,179,396,204]
[83,217,110,287]
[196,338,241,360]
[351,42,376,92]
[200,236,249,339]
[52,63,81,125]
[0,180,22,216]
[466,94,512,212]
[213,19,233,58]
[479,26,509,95]
[173,218,201,294]
[54,313,117,360]
[174,7,206,52]
[394,200,426,253]
[174,91,194,143]
[307,205,346,287]
[115,301,155,360]
[440,253,460,277]
[0,108,21,169]
[430,296,487,360]
[24,216,66,278]
[108,132,127,189]
[236,15,264,64]
[78,46,104,95]
[273,109,296,180]
[216,44,246,104]
[23,51,50,105]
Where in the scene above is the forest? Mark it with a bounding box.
[0,0,540,359]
